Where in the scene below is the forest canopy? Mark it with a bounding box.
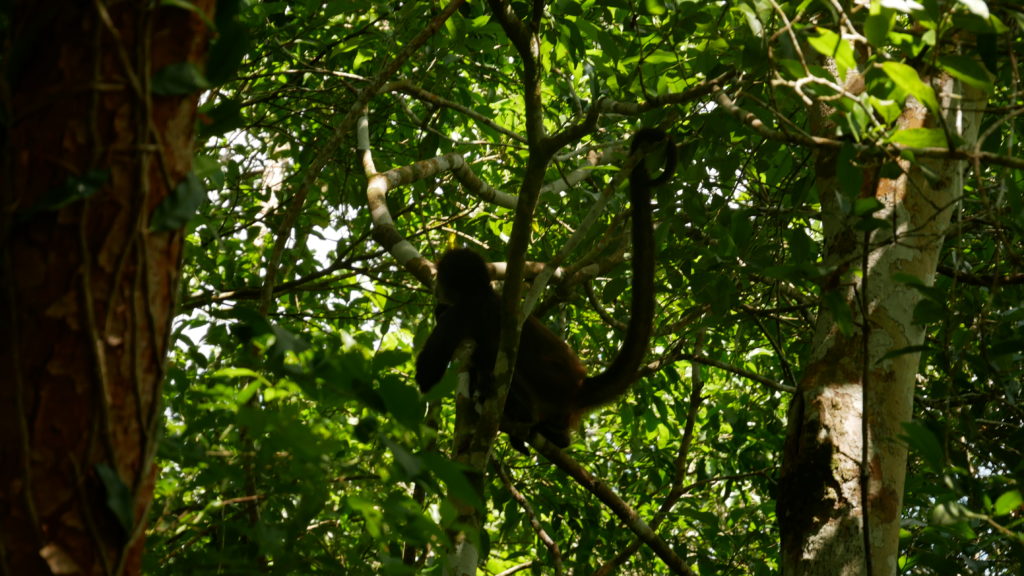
[141,0,1024,574]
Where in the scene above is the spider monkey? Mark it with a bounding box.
[415,129,676,449]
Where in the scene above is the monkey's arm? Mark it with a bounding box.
[415,308,469,392]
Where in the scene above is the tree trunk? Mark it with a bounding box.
[777,78,985,575]
[0,3,211,574]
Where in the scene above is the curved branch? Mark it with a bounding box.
[583,281,628,331]
[383,80,526,143]
[715,87,1024,169]
[528,435,696,576]
[677,352,794,393]
[595,331,708,576]
[259,0,467,313]
[599,70,735,115]
[937,265,1024,286]
[496,463,564,575]
[364,147,519,287]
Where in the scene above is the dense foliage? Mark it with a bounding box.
[146,1,1023,574]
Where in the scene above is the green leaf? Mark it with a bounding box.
[880,62,939,113]
[855,216,889,232]
[930,501,976,535]
[151,172,206,231]
[869,96,902,124]
[823,290,854,338]
[160,0,215,29]
[95,464,133,536]
[199,99,244,137]
[734,3,763,37]
[193,155,225,189]
[730,213,753,252]
[386,440,423,477]
[856,193,888,227]
[957,0,989,19]
[374,349,411,370]
[32,170,108,212]
[346,495,383,538]
[420,367,457,402]
[807,28,856,77]
[993,490,1022,516]
[421,453,484,510]
[853,197,884,216]
[643,0,667,16]
[900,420,945,472]
[776,58,805,80]
[644,49,679,64]
[379,376,424,431]
[223,306,276,340]
[837,145,861,199]
[912,298,946,324]
[864,4,895,48]
[888,127,947,148]
[212,367,263,379]
[151,62,210,95]
[206,21,250,85]
[938,54,993,93]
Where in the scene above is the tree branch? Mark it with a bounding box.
[529,436,696,576]
[715,86,1024,169]
[496,463,564,575]
[260,0,467,313]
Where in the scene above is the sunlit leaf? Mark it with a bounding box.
[994,490,1022,516]
[958,0,990,19]
[888,127,947,148]
[881,61,940,112]
[865,4,895,48]
[939,54,993,92]
[807,28,856,77]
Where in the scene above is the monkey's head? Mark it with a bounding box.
[435,248,493,304]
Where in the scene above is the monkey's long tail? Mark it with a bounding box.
[576,129,673,410]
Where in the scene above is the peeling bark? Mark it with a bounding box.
[778,78,985,575]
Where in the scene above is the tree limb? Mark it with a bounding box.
[529,435,696,576]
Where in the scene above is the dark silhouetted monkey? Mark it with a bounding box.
[416,129,675,449]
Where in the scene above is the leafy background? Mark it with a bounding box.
[146,1,1023,574]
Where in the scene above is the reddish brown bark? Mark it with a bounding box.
[1,3,212,574]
